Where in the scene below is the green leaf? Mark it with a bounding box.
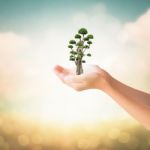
[68,45,73,49]
[69,58,75,61]
[75,34,81,39]
[78,28,88,35]
[76,41,83,47]
[82,60,86,63]
[87,34,94,39]
[87,41,92,45]
[83,45,89,49]
[70,55,74,58]
[70,50,74,54]
[87,53,91,56]
[70,50,77,55]
[83,37,89,41]
[69,40,76,44]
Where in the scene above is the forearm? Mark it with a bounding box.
[100,73,150,130]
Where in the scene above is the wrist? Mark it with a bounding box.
[96,69,114,92]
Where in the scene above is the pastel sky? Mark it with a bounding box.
[0,0,150,125]
[0,0,150,32]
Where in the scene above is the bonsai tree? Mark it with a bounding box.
[68,28,94,75]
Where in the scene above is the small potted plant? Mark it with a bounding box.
[68,28,94,75]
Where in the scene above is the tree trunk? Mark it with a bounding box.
[76,59,83,75]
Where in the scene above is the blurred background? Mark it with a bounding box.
[0,0,150,149]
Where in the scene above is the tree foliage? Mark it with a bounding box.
[68,28,94,75]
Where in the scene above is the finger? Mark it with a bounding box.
[53,65,69,82]
[53,65,67,74]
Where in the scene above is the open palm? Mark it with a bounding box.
[54,65,109,91]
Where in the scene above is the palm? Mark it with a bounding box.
[54,65,107,91]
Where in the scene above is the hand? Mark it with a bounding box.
[54,65,150,130]
[53,65,110,91]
